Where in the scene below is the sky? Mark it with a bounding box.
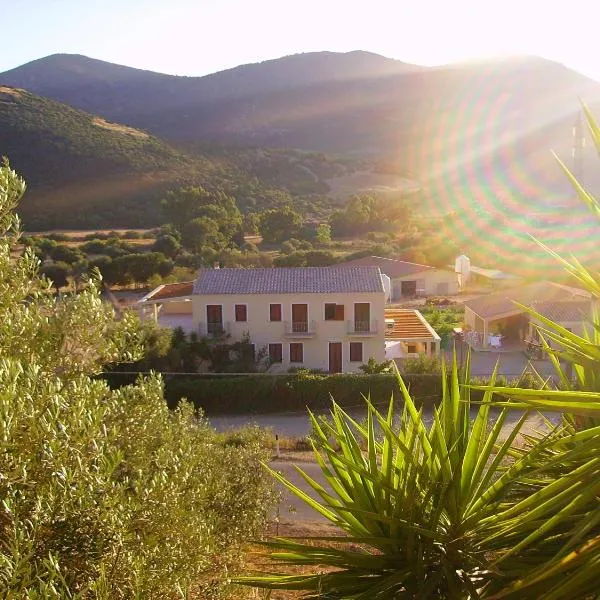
[2,0,599,81]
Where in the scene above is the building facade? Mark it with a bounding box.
[342,256,458,301]
[140,266,388,373]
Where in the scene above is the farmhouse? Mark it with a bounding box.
[463,280,593,348]
[138,266,389,373]
[342,256,458,301]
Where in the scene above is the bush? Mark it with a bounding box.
[147,372,452,414]
[0,163,275,598]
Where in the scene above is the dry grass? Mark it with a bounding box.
[0,86,22,96]
[240,520,345,600]
[92,117,149,138]
[326,170,420,199]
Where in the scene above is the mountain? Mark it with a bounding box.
[3,51,600,228]
[3,53,599,191]
[0,51,418,125]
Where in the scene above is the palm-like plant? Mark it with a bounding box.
[238,105,600,599]
[238,357,600,598]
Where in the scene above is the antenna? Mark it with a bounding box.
[572,110,586,185]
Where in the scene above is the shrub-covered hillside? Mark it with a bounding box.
[0,86,215,228]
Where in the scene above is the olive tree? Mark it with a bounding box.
[0,162,275,598]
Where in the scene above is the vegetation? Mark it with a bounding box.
[0,162,275,597]
[238,107,600,598]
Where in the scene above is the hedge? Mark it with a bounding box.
[103,372,485,415]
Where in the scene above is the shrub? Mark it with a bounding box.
[0,162,275,598]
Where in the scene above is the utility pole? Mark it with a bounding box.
[572,111,586,185]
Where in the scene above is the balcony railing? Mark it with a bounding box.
[284,320,317,338]
[199,321,230,337]
[347,320,378,335]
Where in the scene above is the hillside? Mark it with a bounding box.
[3,52,600,203]
[0,85,214,228]
[0,85,380,229]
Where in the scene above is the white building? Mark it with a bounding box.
[138,266,388,373]
[343,256,458,301]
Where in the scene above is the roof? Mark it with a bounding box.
[468,265,522,281]
[341,256,439,278]
[192,266,385,295]
[535,301,592,323]
[384,309,440,340]
[464,281,591,320]
[140,281,194,302]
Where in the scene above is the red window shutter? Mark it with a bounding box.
[270,304,282,321]
[235,304,247,322]
[350,342,363,362]
[334,304,345,321]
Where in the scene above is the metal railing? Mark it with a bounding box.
[347,320,379,335]
[284,320,317,337]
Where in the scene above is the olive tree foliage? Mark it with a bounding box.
[0,163,275,598]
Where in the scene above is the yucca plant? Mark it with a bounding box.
[466,103,600,599]
[237,354,600,598]
[238,105,600,599]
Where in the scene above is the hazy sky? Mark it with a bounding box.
[2,0,598,80]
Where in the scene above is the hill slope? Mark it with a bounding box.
[3,51,599,200]
[0,85,376,229]
[0,85,213,228]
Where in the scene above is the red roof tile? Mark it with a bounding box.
[148,281,194,300]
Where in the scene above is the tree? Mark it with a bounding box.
[0,161,274,597]
[258,206,303,244]
[40,261,70,290]
[181,217,227,253]
[161,186,242,240]
[49,244,83,264]
[152,234,180,258]
[315,222,332,244]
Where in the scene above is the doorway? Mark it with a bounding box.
[328,342,342,373]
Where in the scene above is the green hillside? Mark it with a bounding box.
[0,85,213,228]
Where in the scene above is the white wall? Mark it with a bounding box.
[191,291,386,372]
[390,269,458,301]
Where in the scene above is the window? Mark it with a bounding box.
[270,303,282,321]
[234,304,247,322]
[268,343,283,363]
[289,343,303,363]
[324,303,345,321]
[407,344,417,354]
[349,342,363,362]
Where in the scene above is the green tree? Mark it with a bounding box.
[49,244,83,264]
[152,233,180,258]
[40,261,70,290]
[258,206,303,243]
[161,186,242,240]
[0,161,275,597]
[181,217,227,253]
[315,222,332,244]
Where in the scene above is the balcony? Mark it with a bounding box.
[347,320,379,336]
[284,320,317,338]
[199,321,230,338]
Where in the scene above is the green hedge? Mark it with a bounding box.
[102,372,532,415]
